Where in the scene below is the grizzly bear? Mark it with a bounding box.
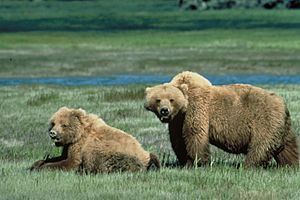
[144,82,299,168]
[30,107,160,173]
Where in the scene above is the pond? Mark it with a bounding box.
[0,74,300,86]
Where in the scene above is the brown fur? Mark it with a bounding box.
[147,153,161,170]
[30,107,160,173]
[79,151,145,174]
[145,81,299,168]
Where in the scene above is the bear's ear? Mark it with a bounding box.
[71,108,86,123]
[77,108,86,114]
[145,87,152,94]
[178,84,188,98]
[58,106,70,112]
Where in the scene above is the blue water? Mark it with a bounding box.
[0,75,300,86]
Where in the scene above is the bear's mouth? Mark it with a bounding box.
[53,141,63,147]
[52,138,63,147]
[159,116,171,123]
[49,134,62,146]
[51,137,62,145]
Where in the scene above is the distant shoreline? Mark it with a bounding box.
[1,74,300,86]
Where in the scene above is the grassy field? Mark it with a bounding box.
[1,29,300,77]
[1,161,300,200]
[1,84,300,199]
[1,0,300,199]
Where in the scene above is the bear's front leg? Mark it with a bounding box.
[29,146,69,171]
[39,158,81,171]
[31,144,81,171]
[169,114,189,166]
[29,159,46,171]
[29,156,77,171]
[182,98,211,167]
[43,145,69,163]
[183,133,210,167]
[40,145,82,171]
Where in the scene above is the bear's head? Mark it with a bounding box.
[144,83,188,123]
[48,107,86,146]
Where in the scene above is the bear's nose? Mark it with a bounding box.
[49,130,57,138]
[160,107,170,116]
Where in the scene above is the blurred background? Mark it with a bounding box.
[1,0,300,80]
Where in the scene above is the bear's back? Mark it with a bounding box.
[212,84,285,113]
[83,124,150,167]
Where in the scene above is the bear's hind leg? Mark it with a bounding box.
[274,132,299,167]
[274,107,300,167]
[244,145,273,168]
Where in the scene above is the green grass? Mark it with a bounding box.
[1,161,300,200]
[1,84,300,199]
[1,30,300,77]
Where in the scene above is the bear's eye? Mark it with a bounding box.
[170,99,174,103]
[156,99,161,103]
[61,124,68,128]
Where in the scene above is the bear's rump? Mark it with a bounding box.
[82,134,150,167]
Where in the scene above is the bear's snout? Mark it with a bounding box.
[159,107,170,116]
[49,130,58,139]
[49,129,63,146]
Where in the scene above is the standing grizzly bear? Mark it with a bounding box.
[144,81,299,168]
[30,107,160,173]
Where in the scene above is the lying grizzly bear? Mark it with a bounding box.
[144,81,299,168]
[30,107,160,173]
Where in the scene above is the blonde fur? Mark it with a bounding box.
[170,71,212,88]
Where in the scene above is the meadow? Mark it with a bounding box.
[1,85,300,199]
[1,0,300,199]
